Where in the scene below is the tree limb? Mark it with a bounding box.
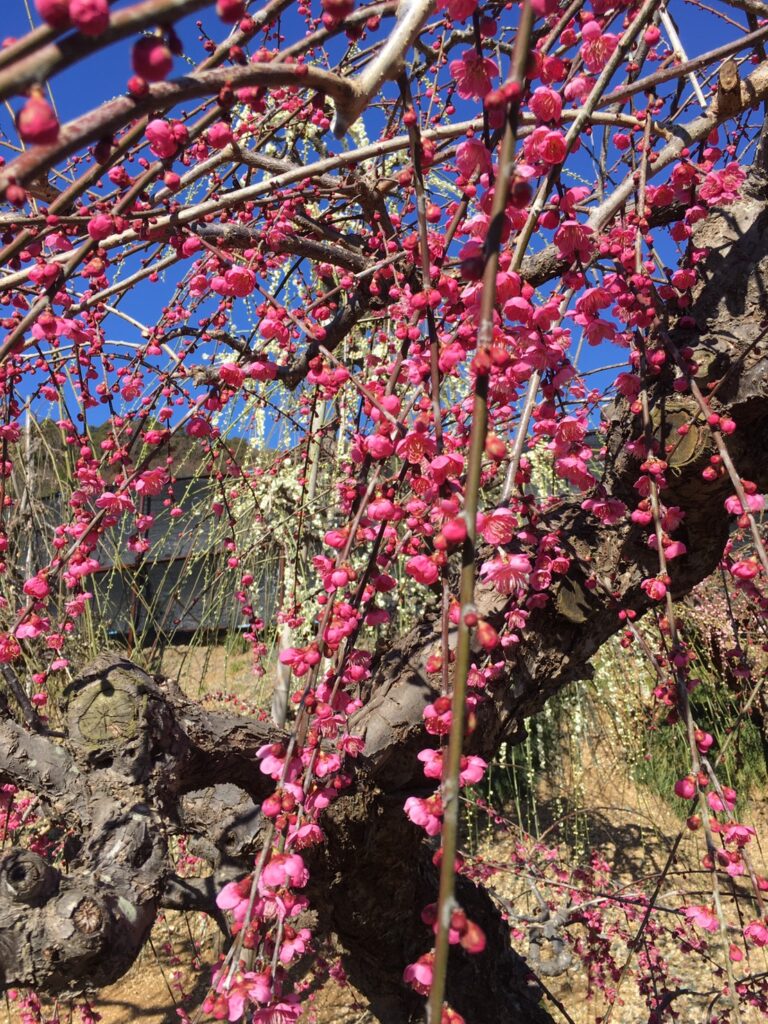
[0,63,356,195]
[0,0,215,105]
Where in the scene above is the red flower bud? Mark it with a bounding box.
[476,620,499,651]
[127,75,150,98]
[34,0,70,28]
[132,37,173,83]
[69,0,109,36]
[485,434,506,460]
[674,775,696,800]
[17,92,59,146]
[216,0,246,21]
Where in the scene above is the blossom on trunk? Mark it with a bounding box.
[479,554,531,594]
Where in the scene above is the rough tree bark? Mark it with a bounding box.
[2,171,768,1022]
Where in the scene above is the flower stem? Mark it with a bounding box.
[426,6,534,1019]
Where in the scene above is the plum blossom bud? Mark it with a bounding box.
[246,359,277,382]
[225,265,255,297]
[127,75,149,98]
[145,119,178,159]
[69,0,109,36]
[641,576,667,601]
[87,214,113,241]
[208,122,234,149]
[261,793,282,817]
[730,560,758,581]
[674,775,696,800]
[23,576,50,601]
[219,363,244,388]
[35,0,70,28]
[458,918,486,954]
[17,93,59,146]
[132,36,173,82]
[485,433,506,459]
[406,555,439,586]
[185,416,212,438]
[695,729,714,753]
[476,620,498,651]
[217,0,246,21]
[442,517,467,544]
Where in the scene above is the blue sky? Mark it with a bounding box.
[0,0,757,439]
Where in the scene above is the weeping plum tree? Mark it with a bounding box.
[1,0,768,1021]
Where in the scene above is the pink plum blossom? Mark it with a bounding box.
[404,794,443,836]
[261,853,309,890]
[744,920,768,946]
[478,507,517,544]
[403,953,434,995]
[479,554,532,594]
[449,50,499,100]
[683,905,719,932]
